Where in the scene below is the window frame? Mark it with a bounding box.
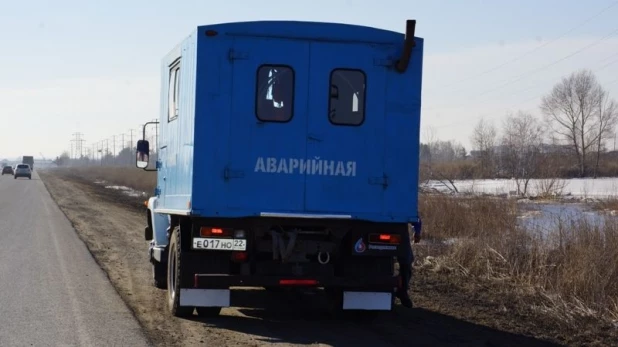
[254,64,295,123]
[327,68,367,127]
[168,58,181,123]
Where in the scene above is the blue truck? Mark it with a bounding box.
[135,19,423,318]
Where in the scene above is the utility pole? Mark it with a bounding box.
[121,133,126,165]
[71,132,85,160]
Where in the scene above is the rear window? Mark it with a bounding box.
[255,65,294,122]
[17,164,29,168]
[328,69,366,126]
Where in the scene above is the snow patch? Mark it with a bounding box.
[92,180,147,198]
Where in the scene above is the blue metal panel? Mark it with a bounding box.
[158,30,198,212]
[226,38,310,212]
[304,41,392,216]
[166,21,423,223]
[191,35,231,215]
[383,38,424,222]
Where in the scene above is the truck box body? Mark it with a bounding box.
[154,21,423,224]
[22,156,34,170]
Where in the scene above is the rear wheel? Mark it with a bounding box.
[167,226,194,317]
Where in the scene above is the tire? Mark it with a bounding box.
[167,225,194,317]
[152,260,167,289]
[28,176,31,180]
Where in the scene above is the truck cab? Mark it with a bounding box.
[136,19,423,318]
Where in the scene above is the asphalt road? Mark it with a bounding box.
[0,170,151,347]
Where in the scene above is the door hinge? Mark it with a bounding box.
[228,49,249,61]
[369,174,389,189]
[224,167,245,180]
[154,187,161,196]
[156,160,162,169]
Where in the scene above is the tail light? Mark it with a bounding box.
[279,279,318,286]
[199,227,232,237]
[368,233,401,245]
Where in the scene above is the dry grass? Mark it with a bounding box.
[418,193,618,328]
[50,165,618,333]
[49,166,157,194]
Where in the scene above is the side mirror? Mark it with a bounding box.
[136,140,150,169]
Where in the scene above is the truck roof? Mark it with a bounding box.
[165,21,422,58]
[198,20,416,43]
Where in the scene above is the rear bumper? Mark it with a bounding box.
[194,274,400,291]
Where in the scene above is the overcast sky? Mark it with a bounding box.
[1,0,617,159]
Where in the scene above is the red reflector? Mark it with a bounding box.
[231,251,247,262]
[379,234,391,241]
[279,279,318,286]
[205,30,218,37]
[211,228,223,234]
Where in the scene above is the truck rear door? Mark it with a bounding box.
[226,38,310,212]
[304,42,391,215]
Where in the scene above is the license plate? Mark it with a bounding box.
[192,238,247,251]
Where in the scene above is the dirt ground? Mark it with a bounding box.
[39,169,597,347]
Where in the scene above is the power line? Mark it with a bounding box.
[423,26,618,112]
[596,56,618,72]
[470,27,618,98]
[425,62,618,132]
[429,1,618,92]
[598,50,618,63]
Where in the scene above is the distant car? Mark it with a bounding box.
[1,166,13,175]
[14,164,31,179]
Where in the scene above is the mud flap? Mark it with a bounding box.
[342,291,392,311]
[149,243,167,263]
[179,289,230,307]
[145,225,153,241]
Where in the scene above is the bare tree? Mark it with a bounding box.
[428,140,466,162]
[470,117,497,177]
[540,69,606,177]
[420,136,465,193]
[593,89,618,177]
[501,111,544,196]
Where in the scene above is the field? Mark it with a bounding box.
[38,166,618,346]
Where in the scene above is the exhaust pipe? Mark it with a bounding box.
[394,19,417,74]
